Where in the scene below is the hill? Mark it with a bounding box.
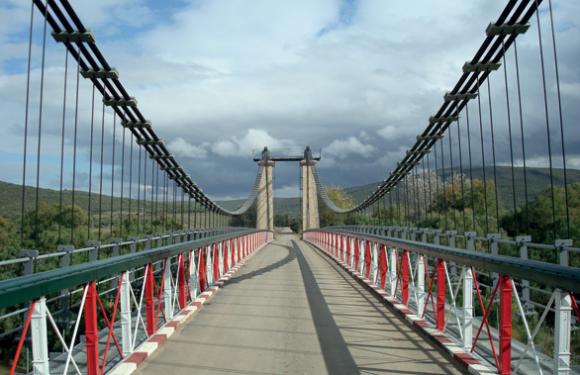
[342,166,580,209]
[1,166,577,221]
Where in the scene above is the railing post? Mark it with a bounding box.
[487,233,501,283]
[58,245,73,315]
[120,271,133,355]
[189,249,199,299]
[365,241,372,280]
[415,230,426,317]
[145,264,156,335]
[19,249,38,276]
[432,229,441,245]
[218,241,224,277]
[379,244,387,289]
[31,297,49,375]
[85,282,99,375]
[87,241,100,263]
[128,237,137,282]
[436,259,445,331]
[359,239,365,275]
[206,245,213,285]
[163,258,173,320]
[402,250,409,305]
[498,274,512,375]
[389,247,397,297]
[372,242,378,286]
[178,254,187,308]
[446,230,457,280]
[213,243,220,281]
[516,235,532,312]
[554,239,572,374]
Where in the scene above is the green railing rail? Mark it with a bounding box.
[305,227,580,293]
[0,229,271,309]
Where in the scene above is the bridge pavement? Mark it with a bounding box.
[136,234,463,375]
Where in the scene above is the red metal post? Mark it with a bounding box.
[402,250,409,305]
[145,264,156,335]
[224,241,229,273]
[379,244,387,289]
[85,282,100,375]
[499,275,512,375]
[436,259,446,331]
[178,254,187,309]
[213,243,219,281]
[198,248,206,292]
[365,241,372,279]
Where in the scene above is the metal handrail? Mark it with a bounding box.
[0,228,271,308]
[306,227,580,293]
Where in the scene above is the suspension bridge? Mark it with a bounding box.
[0,1,579,374]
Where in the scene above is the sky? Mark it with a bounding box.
[0,0,579,200]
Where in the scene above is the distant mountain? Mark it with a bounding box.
[1,166,577,220]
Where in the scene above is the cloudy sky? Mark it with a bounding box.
[0,0,579,200]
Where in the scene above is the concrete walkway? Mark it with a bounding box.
[137,235,463,375]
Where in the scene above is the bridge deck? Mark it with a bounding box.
[136,235,462,375]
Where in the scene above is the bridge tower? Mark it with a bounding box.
[301,146,320,231]
[256,147,275,231]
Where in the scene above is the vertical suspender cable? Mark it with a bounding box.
[88,85,95,239]
[20,1,35,247]
[534,1,557,240]
[476,74,490,234]
[465,101,476,229]
[110,113,116,238]
[58,50,69,242]
[513,40,529,231]
[70,44,80,244]
[486,79,500,232]
[98,102,105,241]
[120,124,126,237]
[548,0,570,238]
[457,115,466,233]
[34,0,49,247]
[448,124,456,230]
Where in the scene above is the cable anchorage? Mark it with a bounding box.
[51,30,95,43]
[486,23,529,37]
[429,115,458,125]
[80,68,119,80]
[122,120,151,129]
[463,62,501,73]
[103,97,137,107]
[444,92,477,102]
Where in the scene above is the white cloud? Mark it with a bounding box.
[275,185,300,198]
[377,125,417,140]
[212,128,296,157]
[167,137,208,159]
[323,136,375,159]
[1,0,579,198]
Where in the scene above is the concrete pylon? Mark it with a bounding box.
[301,147,319,231]
[256,148,274,231]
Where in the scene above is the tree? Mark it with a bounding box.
[319,186,356,227]
[502,182,580,252]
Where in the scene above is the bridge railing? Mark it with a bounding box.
[0,228,244,280]
[304,227,580,375]
[0,229,273,375]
